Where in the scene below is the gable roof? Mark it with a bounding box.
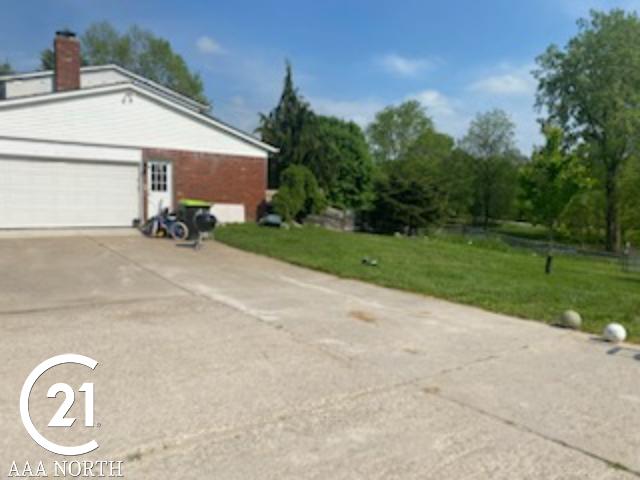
[0,82,278,154]
[0,64,208,113]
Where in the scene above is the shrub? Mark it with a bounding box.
[272,165,326,222]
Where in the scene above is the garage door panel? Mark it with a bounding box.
[0,158,139,228]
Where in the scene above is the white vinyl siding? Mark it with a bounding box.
[0,157,139,228]
[0,137,141,164]
[80,69,130,89]
[4,76,53,99]
[0,88,269,158]
[1,66,205,111]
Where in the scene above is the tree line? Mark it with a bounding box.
[261,9,640,253]
[1,14,639,252]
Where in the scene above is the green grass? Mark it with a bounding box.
[491,221,554,242]
[216,224,640,342]
[490,221,603,247]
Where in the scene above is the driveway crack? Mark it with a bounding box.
[421,387,640,477]
[85,236,199,298]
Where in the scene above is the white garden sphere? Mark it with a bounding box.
[603,323,627,343]
[559,310,582,329]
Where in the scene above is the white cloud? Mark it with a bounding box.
[308,89,464,139]
[377,53,432,77]
[201,52,286,134]
[461,63,542,152]
[470,64,536,96]
[202,45,542,154]
[196,36,225,55]
[309,97,385,127]
[408,89,471,140]
[410,89,455,117]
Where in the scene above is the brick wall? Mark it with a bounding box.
[54,34,81,92]
[143,148,267,221]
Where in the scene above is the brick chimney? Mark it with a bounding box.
[54,30,80,92]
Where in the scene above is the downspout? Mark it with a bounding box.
[138,153,145,223]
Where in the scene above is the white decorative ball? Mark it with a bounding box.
[559,310,582,329]
[603,323,627,343]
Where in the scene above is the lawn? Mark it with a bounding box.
[490,221,602,247]
[216,224,640,341]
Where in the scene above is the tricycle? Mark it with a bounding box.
[141,207,190,241]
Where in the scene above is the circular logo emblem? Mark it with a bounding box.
[20,354,99,456]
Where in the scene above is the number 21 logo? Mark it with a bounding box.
[48,382,94,428]
[20,354,99,456]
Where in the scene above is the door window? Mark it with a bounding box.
[150,163,168,192]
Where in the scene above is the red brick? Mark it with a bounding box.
[143,148,267,221]
[54,34,81,92]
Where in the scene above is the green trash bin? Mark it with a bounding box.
[178,199,213,239]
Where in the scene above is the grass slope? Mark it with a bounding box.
[216,224,640,341]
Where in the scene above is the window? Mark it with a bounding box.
[150,163,168,192]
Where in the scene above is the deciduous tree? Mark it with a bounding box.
[521,126,590,271]
[521,126,588,232]
[41,22,207,104]
[310,116,374,210]
[366,100,434,163]
[404,129,474,219]
[459,109,520,227]
[535,9,640,251]
[619,155,640,242]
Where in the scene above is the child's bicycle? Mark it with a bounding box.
[141,208,189,241]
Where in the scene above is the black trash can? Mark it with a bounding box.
[178,199,216,239]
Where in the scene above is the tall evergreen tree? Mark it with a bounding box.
[372,159,445,235]
[257,62,316,187]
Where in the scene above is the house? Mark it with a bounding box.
[0,30,277,229]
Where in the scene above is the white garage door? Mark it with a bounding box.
[0,158,139,228]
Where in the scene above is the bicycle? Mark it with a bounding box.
[141,208,189,241]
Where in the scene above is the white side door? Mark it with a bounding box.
[146,160,173,216]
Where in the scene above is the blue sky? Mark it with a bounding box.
[1,0,638,153]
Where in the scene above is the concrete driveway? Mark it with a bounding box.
[1,233,639,479]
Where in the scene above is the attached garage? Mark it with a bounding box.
[0,138,142,229]
[0,31,276,230]
[0,158,139,228]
